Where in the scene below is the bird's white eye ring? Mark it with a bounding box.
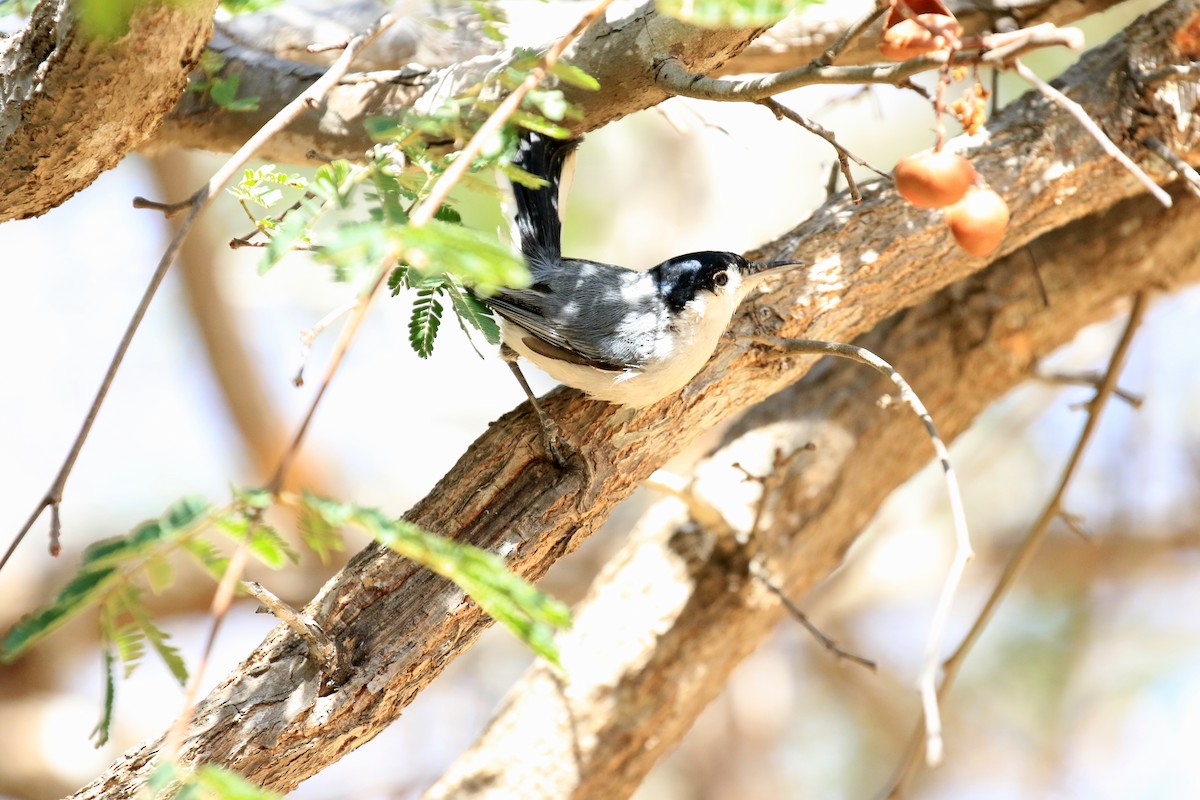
[713,271,729,287]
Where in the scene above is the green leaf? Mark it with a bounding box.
[550,62,600,91]
[1,565,118,661]
[434,204,462,225]
[228,166,307,209]
[248,525,299,569]
[209,75,260,112]
[525,90,572,123]
[148,762,179,797]
[92,645,116,746]
[313,160,357,209]
[364,117,414,143]
[368,167,410,225]
[164,496,210,531]
[75,0,142,39]
[233,486,274,510]
[394,220,528,294]
[2,497,209,662]
[219,0,284,14]
[215,515,299,569]
[387,266,412,296]
[316,221,393,283]
[446,282,501,352]
[498,162,548,191]
[195,766,282,800]
[125,599,189,685]
[184,539,229,579]
[353,507,570,665]
[509,110,572,139]
[656,0,817,28]
[408,283,445,358]
[144,556,174,594]
[260,198,322,275]
[102,593,146,679]
[297,494,344,564]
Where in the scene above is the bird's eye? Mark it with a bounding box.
[713,271,729,288]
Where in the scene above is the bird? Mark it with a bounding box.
[484,132,804,459]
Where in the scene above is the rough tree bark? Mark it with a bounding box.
[423,185,1200,800]
[0,0,217,222]
[63,2,1200,797]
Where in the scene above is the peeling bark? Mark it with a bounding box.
[66,2,1200,797]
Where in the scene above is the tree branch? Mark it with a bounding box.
[143,0,1126,165]
[65,2,1200,796]
[0,0,218,222]
[422,185,1200,800]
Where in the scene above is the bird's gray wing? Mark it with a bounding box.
[486,287,632,372]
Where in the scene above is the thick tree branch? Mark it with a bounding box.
[152,1,765,162]
[148,0,1136,164]
[0,0,217,222]
[64,3,1200,797]
[422,185,1200,800]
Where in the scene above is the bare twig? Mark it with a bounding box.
[1011,59,1172,208]
[749,561,877,672]
[751,336,972,766]
[161,542,250,763]
[306,38,351,54]
[736,447,876,671]
[1143,135,1200,199]
[1038,370,1144,408]
[757,97,891,203]
[132,196,193,217]
[0,11,401,576]
[884,292,1148,797]
[294,301,358,387]
[338,67,429,85]
[810,0,890,68]
[654,24,1083,102]
[1132,60,1200,88]
[243,581,339,672]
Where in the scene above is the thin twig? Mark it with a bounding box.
[294,301,358,387]
[264,0,616,495]
[243,581,339,671]
[735,446,875,671]
[0,12,401,576]
[750,561,877,672]
[758,97,892,203]
[338,67,429,86]
[229,239,318,251]
[1038,369,1144,408]
[883,292,1148,797]
[654,25,1082,102]
[1012,60,1172,208]
[810,0,890,68]
[751,335,972,766]
[1132,61,1200,88]
[132,196,193,217]
[1143,135,1200,199]
[161,542,250,763]
[306,38,351,54]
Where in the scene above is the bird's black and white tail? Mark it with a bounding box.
[507,132,580,265]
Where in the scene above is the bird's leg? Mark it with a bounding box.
[501,344,569,467]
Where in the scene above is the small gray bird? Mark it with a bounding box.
[484,133,802,460]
